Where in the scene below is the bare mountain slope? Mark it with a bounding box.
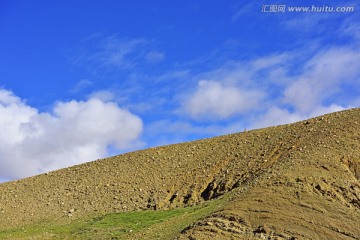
[0,108,359,239]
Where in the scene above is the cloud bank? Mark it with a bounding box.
[178,44,359,131]
[0,89,143,180]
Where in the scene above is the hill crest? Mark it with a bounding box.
[0,108,359,239]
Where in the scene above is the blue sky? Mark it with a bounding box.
[0,0,359,181]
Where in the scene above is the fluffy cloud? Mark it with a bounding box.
[179,43,359,131]
[0,89,143,180]
[284,47,360,113]
[184,80,264,120]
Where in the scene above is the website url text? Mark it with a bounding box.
[261,5,355,13]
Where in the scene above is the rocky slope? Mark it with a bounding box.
[0,108,359,239]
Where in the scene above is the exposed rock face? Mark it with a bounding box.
[0,108,359,239]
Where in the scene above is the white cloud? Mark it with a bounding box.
[250,107,304,129]
[309,104,348,118]
[283,14,332,34]
[145,51,165,63]
[284,47,360,113]
[98,37,146,68]
[179,43,358,129]
[70,79,93,94]
[184,80,264,120]
[0,89,143,180]
[250,104,348,130]
[73,36,168,72]
[88,90,116,102]
[250,53,290,70]
[71,36,148,72]
[341,16,360,41]
[232,3,257,20]
[178,56,290,121]
[248,47,359,129]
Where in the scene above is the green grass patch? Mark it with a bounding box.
[0,197,227,240]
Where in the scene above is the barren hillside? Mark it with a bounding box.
[0,108,359,239]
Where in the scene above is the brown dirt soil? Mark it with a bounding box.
[0,108,359,239]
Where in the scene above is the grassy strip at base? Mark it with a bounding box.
[0,197,226,240]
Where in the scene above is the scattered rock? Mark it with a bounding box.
[1,108,360,239]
